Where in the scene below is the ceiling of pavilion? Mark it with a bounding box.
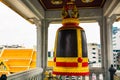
[38,0,106,10]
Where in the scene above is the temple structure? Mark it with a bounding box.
[0,0,120,80]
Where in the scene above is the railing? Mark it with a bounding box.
[45,67,120,80]
[89,67,104,80]
[6,67,105,80]
[114,70,120,80]
[7,67,43,80]
[46,67,104,80]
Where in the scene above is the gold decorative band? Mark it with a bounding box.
[62,18,80,25]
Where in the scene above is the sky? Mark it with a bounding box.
[0,2,36,48]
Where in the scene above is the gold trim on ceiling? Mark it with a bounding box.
[39,0,106,10]
[81,0,94,3]
[51,0,63,5]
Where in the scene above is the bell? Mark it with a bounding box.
[53,1,89,76]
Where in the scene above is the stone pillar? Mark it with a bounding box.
[34,18,51,77]
[105,17,113,80]
[106,17,114,66]
[33,18,42,67]
[98,15,116,80]
[41,19,50,70]
[34,18,50,79]
[106,15,116,80]
[33,18,43,80]
[98,17,108,80]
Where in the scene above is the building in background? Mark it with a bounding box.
[112,27,120,69]
[0,45,24,49]
[87,43,101,67]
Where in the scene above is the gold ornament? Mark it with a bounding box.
[51,0,63,5]
[81,0,94,3]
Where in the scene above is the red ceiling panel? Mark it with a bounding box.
[39,0,106,10]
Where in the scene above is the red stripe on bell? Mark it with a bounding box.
[78,57,83,63]
[56,62,78,67]
[82,62,88,67]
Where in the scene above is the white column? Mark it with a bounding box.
[41,19,50,69]
[98,17,110,80]
[34,18,50,79]
[106,15,116,80]
[98,15,116,80]
[106,18,113,65]
[106,15,116,66]
[33,18,43,80]
[34,19,50,69]
[34,18,42,68]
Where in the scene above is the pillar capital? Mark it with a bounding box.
[32,18,41,28]
[41,19,53,28]
[110,14,116,23]
[97,18,103,27]
[106,14,117,26]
